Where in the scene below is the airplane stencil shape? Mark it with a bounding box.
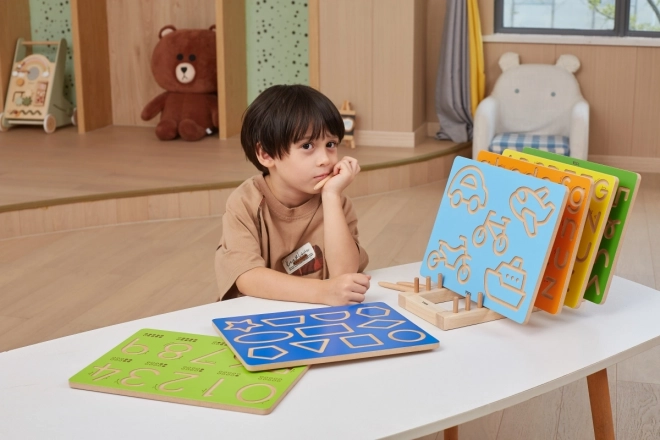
[509,187,556,237]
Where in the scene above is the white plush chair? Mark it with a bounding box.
[473,52,589,160]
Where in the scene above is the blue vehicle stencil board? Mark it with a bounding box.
[212,302,439,371]
[421,157,568,324]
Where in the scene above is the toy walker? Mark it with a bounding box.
[0,38,76,134]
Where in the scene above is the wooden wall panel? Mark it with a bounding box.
[71,0,113,132]
[373,0,414,132]
[216,0,247,139]
[562,45,637,157]
[319,0,373,130]
[106,0,216,127]
[477,0,494,35]
[632,47,660,158]
[425,0,446,125]
[308,0,320,90]
[412,0,427,130]
[0,0,31,114]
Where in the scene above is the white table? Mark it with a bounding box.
[2,262,660,439]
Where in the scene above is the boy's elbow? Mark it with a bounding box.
[235,268,260,295]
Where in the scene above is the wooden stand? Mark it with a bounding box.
[380,275,506,331]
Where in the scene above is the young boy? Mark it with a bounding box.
[215,85,370,305]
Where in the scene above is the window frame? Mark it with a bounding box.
[494,0,660,38]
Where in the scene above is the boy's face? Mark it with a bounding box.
[260,130,340,207]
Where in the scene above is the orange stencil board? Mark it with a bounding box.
[503,150,619,308]
[477,151,594,314]
[523,148,642,305]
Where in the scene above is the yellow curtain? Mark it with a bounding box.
[467,0,485,116]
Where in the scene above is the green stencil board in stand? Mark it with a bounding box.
[522,148,641,304]
[69,329,307,415]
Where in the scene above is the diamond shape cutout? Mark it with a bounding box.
[340,334,383,349]
[357,319,405,329]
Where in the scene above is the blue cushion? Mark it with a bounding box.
[488,133,570,156]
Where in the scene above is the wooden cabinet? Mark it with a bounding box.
[0,0,247,139]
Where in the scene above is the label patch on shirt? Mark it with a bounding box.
[283,243,316,275]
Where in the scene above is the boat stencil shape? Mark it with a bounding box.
[484,257,527,311]
[509,187,556,237]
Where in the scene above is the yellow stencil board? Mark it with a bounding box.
[503,150,619,308]
[477,151,594,314]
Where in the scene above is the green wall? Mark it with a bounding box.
[246,0,310,104]
[29,0,76,105]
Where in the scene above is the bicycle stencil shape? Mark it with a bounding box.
[472,211,510,255]
[421,157,568,324]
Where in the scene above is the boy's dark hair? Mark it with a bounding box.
[241,84,345,174]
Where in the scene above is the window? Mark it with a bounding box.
[495,0,660,37]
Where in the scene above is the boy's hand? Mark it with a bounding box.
[322,273,371,306]
[322,156,360,196]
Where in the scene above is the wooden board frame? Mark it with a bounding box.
[212,302,439,372]
[522,148,642,306]
[380,276,507,331]
[69,328,307,415]
[504,149,620,307]
[477,151,594,315]
[420,156,568,324]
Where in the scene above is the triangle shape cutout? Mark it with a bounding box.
[290,338,330,354]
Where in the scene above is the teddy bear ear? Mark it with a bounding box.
[499,52,520,72]
[556,54,580,73]
[159,25,177,39]
[209,25,216,32]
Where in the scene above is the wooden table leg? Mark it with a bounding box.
[586,368,615,440]
[444,426,458,440]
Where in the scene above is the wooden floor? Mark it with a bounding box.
[1,172,659,439]
[0,125,457,209]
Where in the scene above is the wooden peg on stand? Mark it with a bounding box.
[379,274,506,331]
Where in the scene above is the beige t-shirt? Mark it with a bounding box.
[215,174,369,300]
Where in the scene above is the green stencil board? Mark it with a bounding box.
[522,148,641,304]
[69,329,308,415]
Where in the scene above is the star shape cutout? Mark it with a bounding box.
[224,319,263,333]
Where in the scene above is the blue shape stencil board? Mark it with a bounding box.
[212,302,439,371]
[421,157,568,324]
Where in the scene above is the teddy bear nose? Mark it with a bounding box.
[181,67,188,73]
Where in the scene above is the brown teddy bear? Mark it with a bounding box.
[141,25,218,141]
